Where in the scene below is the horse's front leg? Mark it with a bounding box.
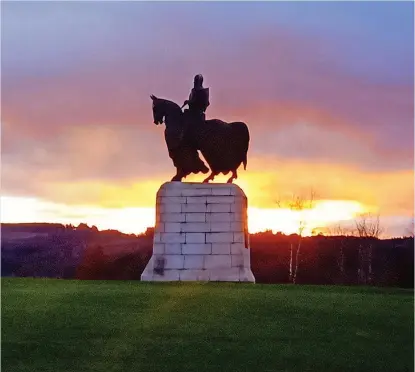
[171,168,186,182]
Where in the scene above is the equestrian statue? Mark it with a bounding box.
[150,74,249,183]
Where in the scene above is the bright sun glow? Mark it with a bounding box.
[248,200,365,235]
[1,196,365,236]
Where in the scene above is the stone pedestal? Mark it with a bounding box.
[141,182,255,282]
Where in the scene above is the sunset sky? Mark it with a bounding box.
[2,1,414,237]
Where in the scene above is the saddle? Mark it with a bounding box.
[183,108,205,124]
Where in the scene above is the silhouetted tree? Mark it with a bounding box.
[353,213,383,285]
[288,190,316,284]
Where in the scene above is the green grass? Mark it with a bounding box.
[2,278,413,372]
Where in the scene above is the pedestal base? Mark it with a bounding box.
[141,182,255,283]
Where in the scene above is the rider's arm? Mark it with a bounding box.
[182,90,193,107]
[188,89,196,104]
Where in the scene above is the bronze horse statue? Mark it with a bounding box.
[151,95,249,183]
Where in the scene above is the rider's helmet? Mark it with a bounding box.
[194,74,204,88]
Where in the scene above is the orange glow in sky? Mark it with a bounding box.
[2,2,413,240]
[1,196,366,236]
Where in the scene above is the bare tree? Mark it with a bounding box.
[288,190,316,284]
[354,213,383,238]
[325,224,354,284]
[353,213,383,285]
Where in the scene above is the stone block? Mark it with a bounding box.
[179,269,210,281]
[204,255,232,269]
[187,183,218,188]
[182,243,211,255]
[181,222,210,233]
[184,255,205,269]
[231,255,244,268]
[159,203,182,213]
[231,202,244,212]
[159,196,186,204]
[185,233,206,243]
[242,249,251,268]
[162,213,186,222]
[185,213,206,222]
[207,204,231,213]
[210,222,232,232]
[164,255,184,269]
[186,196,207,204]
[164,222,181,233]
[211,243,231,255]
[161,232,185,243]
[211,187,232,196]
[206,232,234,243]
[153,243,164,254]
[154,233,162,243]
[231,221,243,231]
[165,243,182,254]
[153,269,181,281]
[157,223,165,232]
[182,204,208,213]
[209,268,241,282]
[239,268,256,282]
[206,213,233,222]
[233,212,244,221]
[207,196,235,204]
[182,188,212,196]
[231,243,244,255]
[233,232,244,243]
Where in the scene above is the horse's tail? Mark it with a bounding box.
[232,121,249,171]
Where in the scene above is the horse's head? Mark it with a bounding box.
[150,95,183,126]
[150,94,164,125]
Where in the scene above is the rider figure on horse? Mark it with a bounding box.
[182,74,210,124]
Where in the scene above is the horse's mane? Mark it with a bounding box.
[160,98,182,114]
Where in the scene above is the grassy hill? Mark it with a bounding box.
[2,279,413,372]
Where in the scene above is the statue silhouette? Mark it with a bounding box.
[150,94,249,183]
[181,74,210,123]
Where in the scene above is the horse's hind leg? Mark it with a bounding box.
[203,171,218,183]
[226,169,238,183]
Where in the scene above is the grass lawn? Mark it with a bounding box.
[2,278,413,372]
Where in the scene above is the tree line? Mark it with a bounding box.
[1,222,413,288]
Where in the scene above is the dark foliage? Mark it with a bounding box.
[1,223,413,288]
